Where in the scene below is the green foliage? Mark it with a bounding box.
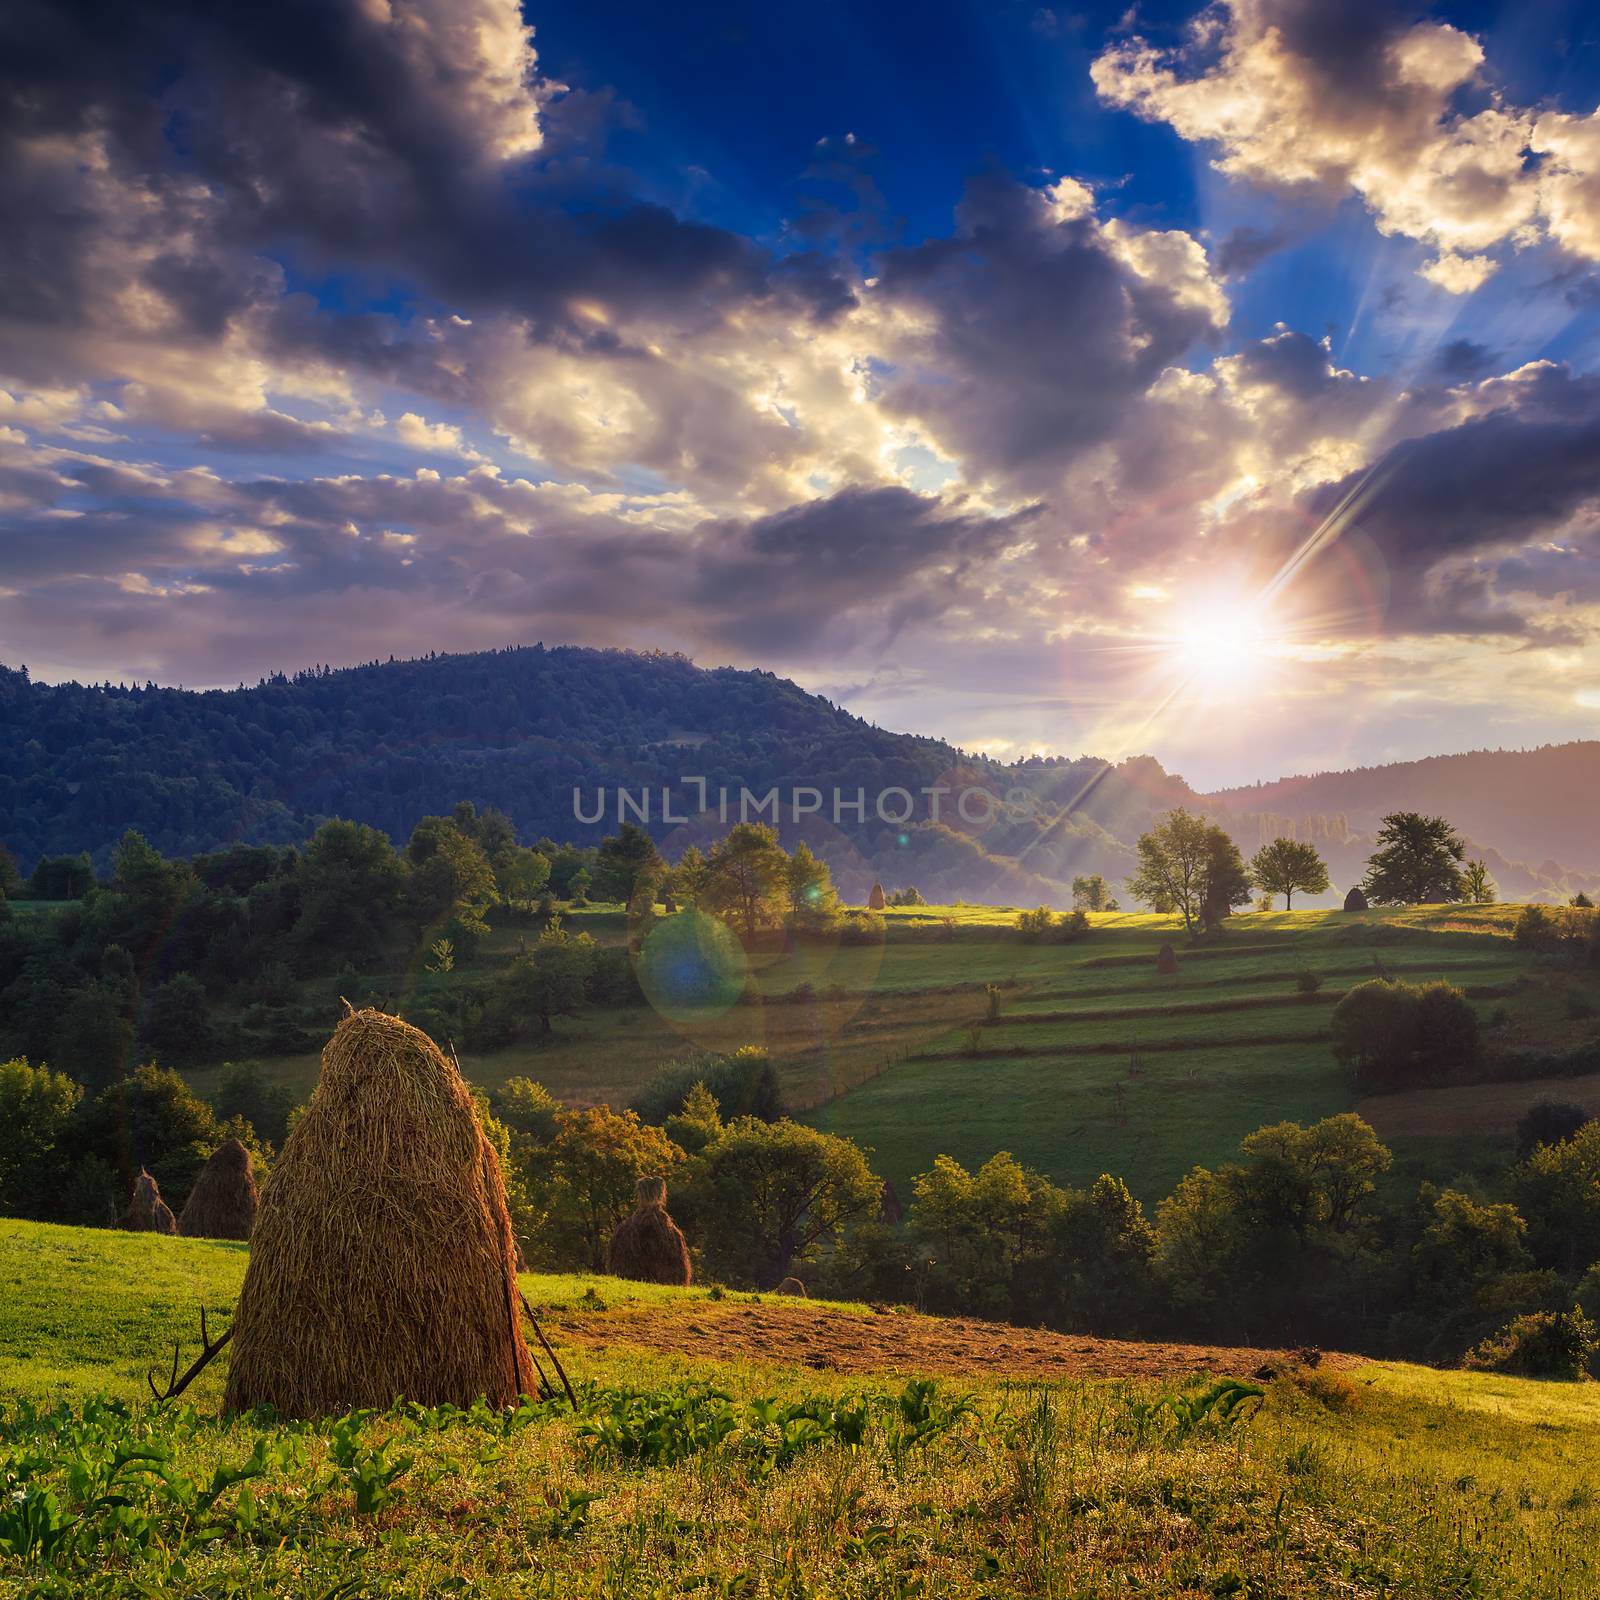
[1510,1120,1600,1273]
[214,1062,296,1150]
[696,823,790,936]
[783,841,840,930]
[138,974,214,1068]
[1071,873,1114,911]
[1361,813,1468,905]
[48,983,133,1093]
[1329,978,1478,1091]
[591,823,663,905]
[495,914,596,1035]
[0,1060,81,1220]
[1463,859,1498,904]
[1248,838,1330,910]
[1129,809,1251,933]
[1464,1309,1599,1380]
[1515,1099,1592,1160]
[688,1117,881,1287]
[631,1047,782,1126]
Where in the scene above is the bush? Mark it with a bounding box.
[836,910,885,945]
[1330,978,1477,1092]
[1463,1309,1598,1380]
[632,1046,782,1126]
[1515,1099,1593,1160]
[1016,907,1056,940]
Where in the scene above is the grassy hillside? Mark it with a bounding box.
[2,1220,1597,1597]
[196,902,1600,1206]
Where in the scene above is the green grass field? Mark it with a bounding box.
[188,901,1600,1210]
[3,1221,1597,1598]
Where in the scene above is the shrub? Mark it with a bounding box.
[1515,1099,1593,1160]
[632,1046,782,1125]
[1463,1309,1599,1380]
[837,909,885,945]
[1330,978,1477,1092]
[1016,907,1056,940]
[1295,971,1322,995]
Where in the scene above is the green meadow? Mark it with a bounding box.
[2,1220,1597,1598]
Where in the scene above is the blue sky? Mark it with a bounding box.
[2,0,1599,785]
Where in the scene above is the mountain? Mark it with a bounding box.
[1206,744,1600,891]
[1,648,1593,904]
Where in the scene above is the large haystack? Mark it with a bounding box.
[1343,885,1369,912]
[867,882,887,911]
[606,1176,691,1286]
[775,1276,808,1297]
[223,1009,536,1417]
[120,1167,176,1234]
[1156,942,1179,975]
[179,1138,259,1241]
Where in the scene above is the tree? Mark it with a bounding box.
[1461,859,1497,904]
[1361,813,1467,905]
[1330,978,1477,1091]
[784,842,840,930]
[592,823,664,905]
[214,1061,296,1150]
[1248,839,1329,911]
[1128,809,1249,934]
[498,915,595,1034]
[525,1105,681,1270]
[1071,874,1114,912]
[698,824,789,937]
[50,982,134,1091]
[1510,1120,1600,1273]
[293,819,405,966]
[689,1118,880,1287]
[140,973,214,1068]
[71,1063,230,1210]
[494,845,552,906]
[0,846,22,900]
[406,815,497,947]
[1515,1099,1592,1160]
[0,1059,81,1219]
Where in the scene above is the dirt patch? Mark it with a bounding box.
[1359,1071,1600,1138]
[550,1300,1350,1382]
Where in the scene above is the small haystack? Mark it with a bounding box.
[1343,885,1369,912]
[867,882,887,911]
[775,1276,808,1297]
[879,1178,905,1226]
[120,1167,177,1234]
[179,1138,259,1241]
[607,1175,692,1285]
[663,894,678,914]
[223,1009,536,1417]
[1156,942,1179,975]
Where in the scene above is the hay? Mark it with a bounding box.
[867,882,886,911]
[606,1176,691,1286]
[1156,943,1179,975]
[775,1277,808,1297]
[1343,885,1369,912]
[179,1138,259,1241]
[223,1009,536,1418]
[119,1167,176,1234]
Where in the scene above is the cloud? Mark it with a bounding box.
[1091,0,1600,290]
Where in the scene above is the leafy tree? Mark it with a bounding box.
[498,915,595,1034]
[1154,1115,1391,1342]
[140,973,214,1068]
[911,1151,1066,1323]
[293,819,405,966]
[214,1061,296,1150]
[698,824,789,937]
[1515,1099,1592,1160]
[1054,1174,1156,1333]
[494,845,552,906]
[689,1118,880,1287]
[26,854,94,900]
[784,842,840,930]
[1070,874,1114,911]
[664,1081,723,1156]
[406,814,496,947]
[1462,859,1498,904]
[592,823,664,905]
[1510,1120,1600,1273]
[1248,838,1329,911]
[1401,1186,1537,1356]
[524,1105,681,1270]
[50,982,134,1091]
[0,1059,81,1219]
[490,1076,561,1145]
[1330,978,1477,1090]
[1128,809,1249,934]
[1464,1309,1599,1380]
[71,1063,232,1210]
[1015,906,1057,939]
[1361,813,1467,905]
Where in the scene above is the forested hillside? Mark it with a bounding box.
[2,647,1595,902]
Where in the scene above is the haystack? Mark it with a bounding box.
[120,1167,176,1234]
[868,882,886,911]
[775,1276,808,1297]
[1343,885,1368,912]
[606,1175,691,1286]
[179,1138,259,1241]
[223,1009,536,1417]
[1156,942,1179,975]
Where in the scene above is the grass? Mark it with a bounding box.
[3,1220,1598,1598]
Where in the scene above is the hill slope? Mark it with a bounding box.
[3,1219,1598,1599]
[2,647,1595,901]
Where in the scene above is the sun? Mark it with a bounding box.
[1166,612,1273,694]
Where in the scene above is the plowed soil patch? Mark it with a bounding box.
[551,1300,1348,1381]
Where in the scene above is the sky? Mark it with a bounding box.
[2,0,1599,788]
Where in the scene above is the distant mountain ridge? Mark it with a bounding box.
[0,648,1593,904]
